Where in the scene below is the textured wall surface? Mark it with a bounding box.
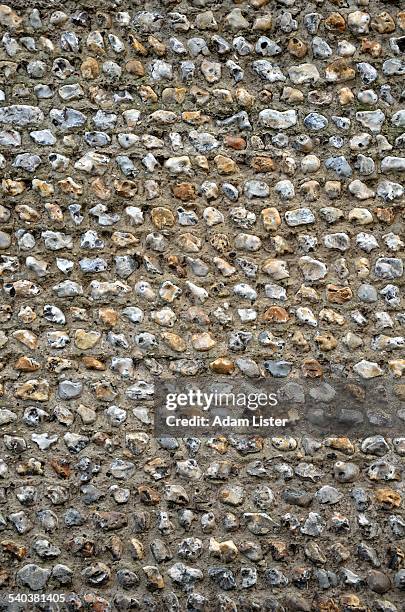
[0,0,404,610]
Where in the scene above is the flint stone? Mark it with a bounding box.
[17,564,50,590]
[259,109,297,129]
[0,105,44,126]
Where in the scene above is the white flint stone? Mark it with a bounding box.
[299,256,327,281]
[90,280,132,299]
[164,156,192,174]
[52,281,83,297]
[356,110,385,133]
[125,207,144,225]
[374,258,403,280]
[265,285,287,301]
[203,207,224,226]
[74,152,109,175]
[391,110,405,128]
[56,258,74,274]
[296,307,317,327]
[30,130,56,145]
[0,105,44,126]
[324,233,350,251]
[259,109,297,129]
[26,256,48,277]
[186,281,208,303]
[285,208,315,226]
[59,83,84,100]
[353,360,383,379]
[0,129,21,146]
[384,233,403,252]
[376,180,403,202]
[252,60,286,82]
[383,58,405,76]
[288,63,320,84]
[42,232,73,251]
[244,180,269,198]
[349,180,375,200]
[32,433,58,450]
[381,157,405,173]
[149,60,173,80]
[234,233,262,251]
[233,283,257,301]
[50,107,87,129]
[356,233,379,253]
[189,130,219,153]
[274,180,294,199]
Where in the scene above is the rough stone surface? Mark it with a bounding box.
[0,1,404,609]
